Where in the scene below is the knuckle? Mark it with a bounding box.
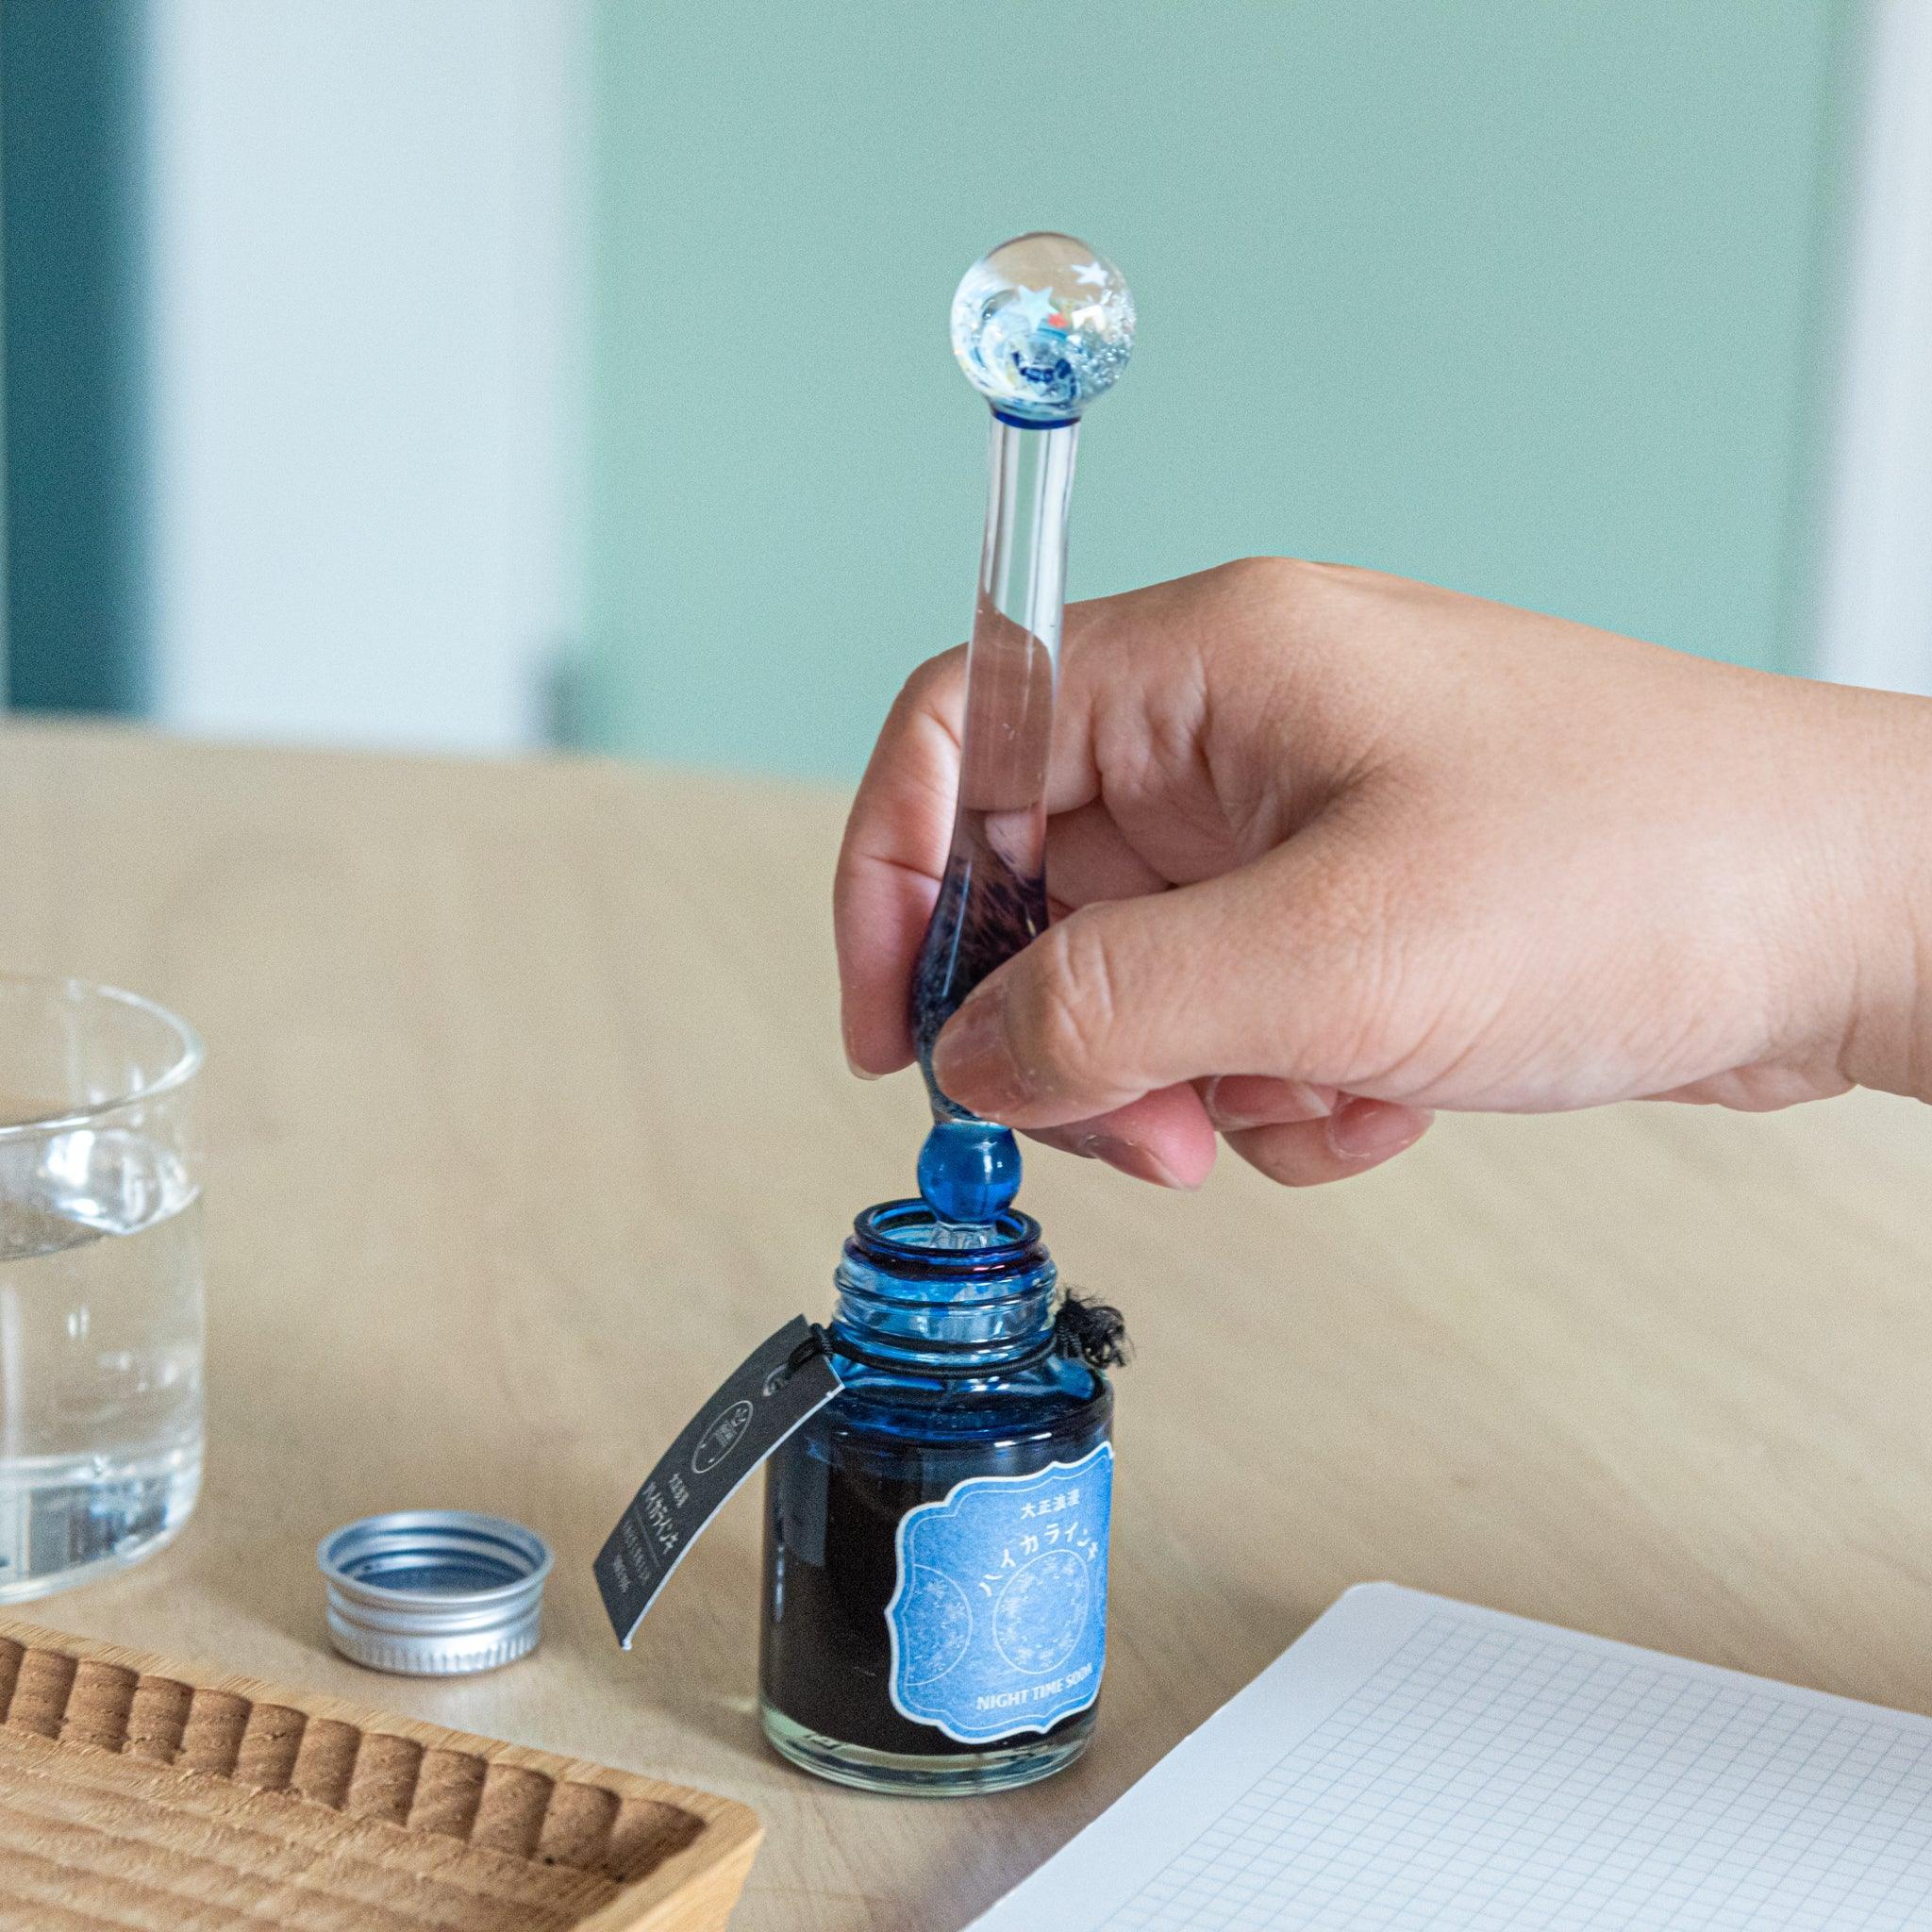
[1223,554,1394,635]
[1258,835,1416,1085]
[1014,916,1121,1092]
[1217,553,1377,610]
[881,647,969,742]
[1207,557,1348,686]
[1209,554,1308,608]
[893,644,966,712]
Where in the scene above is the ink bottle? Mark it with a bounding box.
[759,1197,1116,1795]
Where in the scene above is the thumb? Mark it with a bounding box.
[932,819,1381,1128]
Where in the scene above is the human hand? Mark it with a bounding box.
[835,560,1932,1189]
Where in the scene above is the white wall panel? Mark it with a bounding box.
[145,0,583,750]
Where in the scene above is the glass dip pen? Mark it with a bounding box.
[910,232,1136,1233]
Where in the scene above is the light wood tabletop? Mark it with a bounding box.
[4,716,1931,1931]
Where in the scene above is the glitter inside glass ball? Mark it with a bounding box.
[950,232,1134,425]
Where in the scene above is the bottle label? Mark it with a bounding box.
[593,1316,843,1650]
[887,1441,1113,1744]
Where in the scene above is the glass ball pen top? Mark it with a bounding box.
[949,232,1136,427]
[913,234,1136,1228]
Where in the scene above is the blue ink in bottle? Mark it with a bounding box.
[758,1198,1117,1793]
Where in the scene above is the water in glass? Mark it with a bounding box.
[0,1125,204,1600]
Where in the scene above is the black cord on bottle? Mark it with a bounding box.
[1055,1291,1131,1370]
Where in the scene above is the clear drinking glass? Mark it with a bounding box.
[0,975,205,1600]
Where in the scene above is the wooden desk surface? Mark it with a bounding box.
[4,718,1931,1930]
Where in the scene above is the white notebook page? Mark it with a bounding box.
[970,1584,1932,1930]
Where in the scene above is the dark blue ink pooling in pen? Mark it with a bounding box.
[909,804,1041,1225]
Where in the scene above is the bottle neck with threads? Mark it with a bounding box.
[830,1202,1057,1374]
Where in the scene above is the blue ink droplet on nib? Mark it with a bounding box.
[918,1118,1022,1224]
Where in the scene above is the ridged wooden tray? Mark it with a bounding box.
[0,1616,760,1931]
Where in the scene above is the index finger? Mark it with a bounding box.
[834,647,967,1074]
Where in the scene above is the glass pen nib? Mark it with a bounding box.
[917,1116,1022,1225]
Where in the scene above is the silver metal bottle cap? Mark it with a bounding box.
[317,1509,554,1676]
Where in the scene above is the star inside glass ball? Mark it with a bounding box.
[950,232,1135,425]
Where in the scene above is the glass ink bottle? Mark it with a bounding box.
[760,234,1136,1795]
[758,1199,1120,1794]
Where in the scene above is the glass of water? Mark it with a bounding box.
[0,975,204,1601]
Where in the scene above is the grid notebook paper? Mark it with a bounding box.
[971,1585,1932,1931]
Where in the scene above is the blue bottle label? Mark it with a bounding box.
[886,1441,1112,1744]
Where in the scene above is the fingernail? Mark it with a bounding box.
[1203,1076,1332,1132]
[1078,1133,1191,1190]
[932,984,1029,1116]
[841,1030,883,1080]
[1326,1098,1430,1161]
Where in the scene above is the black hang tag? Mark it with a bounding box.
[593,1314,843,1650]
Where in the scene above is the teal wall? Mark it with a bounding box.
[2,0,152,713]
[579,0,1857,779]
